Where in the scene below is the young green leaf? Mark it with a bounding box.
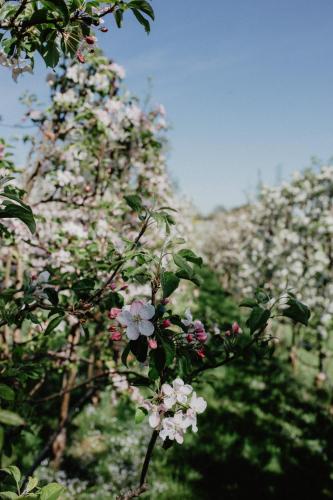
[161,271,180,298]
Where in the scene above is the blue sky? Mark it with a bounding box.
[1,0,333,213]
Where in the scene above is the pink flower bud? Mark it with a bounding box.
[111,331,122,341]
[120,284,128,291]
[108,307,122,319]
[161,298,170,305]
[186,334,194,343]
[77,51,85,64]
[110,283,117,290]
[232,322,241,334]
[197,348,205,359]
[196,331,208,343]
[100,26,109,32]
[162,319,171,328]
[225,330,231,337]
[85,35,96,45]
[148,338,158,350]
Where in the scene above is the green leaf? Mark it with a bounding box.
[41,43,60,68]
[124,194,143,212]
[161,337,175,366]
[0,384,15,401]
[282,298,310,326]
[177,249,203,267]
[25,476,38,493]
[129,0,155,19]
[0,426,4,451]
[175,269,202,287]
[0,492,18,499]
[72,278,95,299]
[114,9,123,28]
[0,203,36,233]
[131,9,150,33]
[130,336,148,363]
[149,346,166,375]
[121,343,131,368]
[1,466,21,488]
[246,306,270,334]
[44,315,63,336]
[40,483,65,500]
[44,287,59,306]
[0,409,24,426]
[40,1,70,23]
[134,407,147,424]
[173,254,193,275]
[239,298,258,308]
[255,288,270,304]
[29,8,50,24]
[161,271,180,298]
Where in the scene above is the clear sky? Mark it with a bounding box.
[1,0,333,213]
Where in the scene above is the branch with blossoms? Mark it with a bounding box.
[0,1,155,79]
[103,243,311,497]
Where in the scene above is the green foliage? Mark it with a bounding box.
[0,1,155,73]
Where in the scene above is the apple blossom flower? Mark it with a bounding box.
[161,378,193,409]
[117,301,155,340]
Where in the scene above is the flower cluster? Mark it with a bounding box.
[143,378,207,444]
[182,310,208,344]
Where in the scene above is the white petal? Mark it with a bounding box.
[190,394,207,414]
[161,383,173,396]
[173,411,185,425]
[130,300,144,315]
[176,393,188,405]
[139,303,155,320]
[148,412,160,428]
[159,429,169,441]
[164,395,176,409]
[195,397,207,414]
[180,384,193,396]
[118,310,132,326]
[175,432,184,444]
[138,320,154,336]
[173,378,185,390]
[126,324,140,340]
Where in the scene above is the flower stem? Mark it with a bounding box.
[139,430,158,487]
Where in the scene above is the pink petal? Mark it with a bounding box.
[130,300,144,315]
